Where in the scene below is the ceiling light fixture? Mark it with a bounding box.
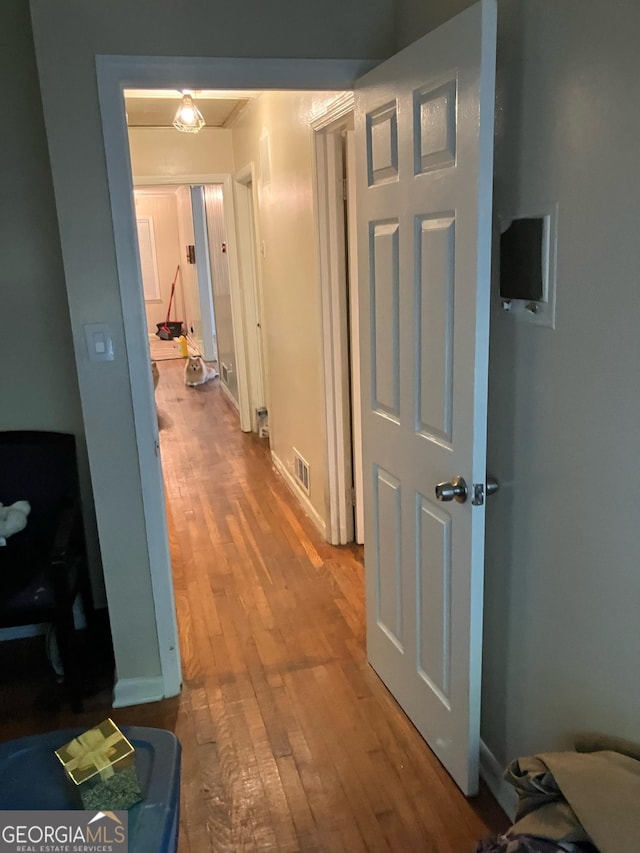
[172,91,205,134]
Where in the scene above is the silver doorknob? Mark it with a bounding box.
[435,475,468,503]
[486,476,499,497]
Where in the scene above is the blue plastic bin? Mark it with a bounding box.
[0,726,181,853]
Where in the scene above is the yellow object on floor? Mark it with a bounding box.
[178,335,189,358]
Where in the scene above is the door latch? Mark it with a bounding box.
[471,483,484,506]
[472,476,499,506]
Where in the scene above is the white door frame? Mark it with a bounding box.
[96,55,373,697]
[345,130,365,544]
[189,186,218,363]
[234,163,268,432]
[311,93,361,545]
[202,181,252,428]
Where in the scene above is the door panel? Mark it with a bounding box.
[416,496,452,705]
[416,214,455,444]
[373,465,403,649]
[371,221,400,418]
[355,0,496,794]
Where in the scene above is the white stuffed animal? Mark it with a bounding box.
[0,500,31,546]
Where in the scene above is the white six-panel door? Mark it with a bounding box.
[355,0,497,795]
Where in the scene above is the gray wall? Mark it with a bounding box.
[394,0,475,48]
[483,0,640,765]
[27,0,395,690]
[0,2,103,604]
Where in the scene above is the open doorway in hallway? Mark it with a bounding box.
[124,86,362,556]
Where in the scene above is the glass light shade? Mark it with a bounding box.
[173,94,205,133]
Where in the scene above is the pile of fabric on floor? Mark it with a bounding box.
[475,735,640,853]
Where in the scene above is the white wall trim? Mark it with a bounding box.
[310,91,355,131]
[219,377,240,412]
[271,450,327,540]
[345,130,364,544]
[233,162,267,433]
[189,186,218,363]
[312,113,355,545]
[97,61,187,704]
[220,174,252,432]
[112,675,166,708]
[479,739,517,821]
[134,173,230,187]
[133,185,181,197]
[97,54,375,93]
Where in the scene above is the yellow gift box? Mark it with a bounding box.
[55,718,142,809]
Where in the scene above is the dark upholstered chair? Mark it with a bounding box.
[0,431,91,711]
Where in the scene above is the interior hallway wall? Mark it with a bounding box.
[0,1,104,605]
[394,0,475,49]
[483,0,640,767]
[231,92,340,529]
[128,127,235,179]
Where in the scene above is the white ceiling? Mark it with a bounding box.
[124,89,260,129]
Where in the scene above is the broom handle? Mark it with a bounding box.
[165,265,180,323]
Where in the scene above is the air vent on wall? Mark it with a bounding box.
[220,363,229,383]
[293,448,310,495]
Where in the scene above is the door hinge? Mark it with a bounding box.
[154,438,160,457]
[343,178,348,201]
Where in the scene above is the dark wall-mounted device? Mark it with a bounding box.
[499,217,544,302]
[186,245,196,264]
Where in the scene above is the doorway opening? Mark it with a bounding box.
[125,84,362,538]
[121,81,364,692]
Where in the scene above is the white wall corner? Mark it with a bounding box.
[479,739,518,822]
[271,450,327,541]
[112,675,166,708]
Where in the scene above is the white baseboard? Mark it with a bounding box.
[271,450,327,540]
[219,379,239,412]
[479,739,517,821]
[112,675,165,708]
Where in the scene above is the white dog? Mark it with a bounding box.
[184,356,219,387]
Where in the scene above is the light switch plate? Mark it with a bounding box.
[84,323,114,362]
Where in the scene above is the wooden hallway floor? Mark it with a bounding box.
[0,359,508,851]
